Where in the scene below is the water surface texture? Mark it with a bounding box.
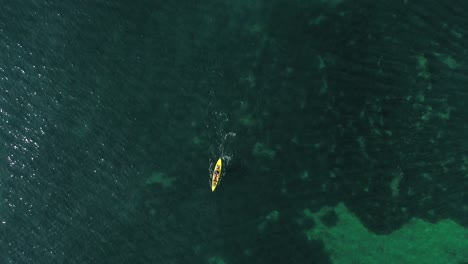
[1,1,467,263]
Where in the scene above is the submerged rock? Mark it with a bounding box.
[303,203,468,264]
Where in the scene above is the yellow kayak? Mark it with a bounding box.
[211,158,222,192]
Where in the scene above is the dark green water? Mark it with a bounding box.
[1,1,467,263]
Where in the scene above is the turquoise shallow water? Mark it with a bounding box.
[1,1,467,263]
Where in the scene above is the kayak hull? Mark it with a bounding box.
[211,158,222,192]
